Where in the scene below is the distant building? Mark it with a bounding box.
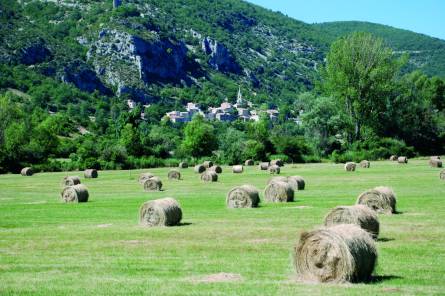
[237,108,250,117]
[127,99,136,109]
[216,112,236,122]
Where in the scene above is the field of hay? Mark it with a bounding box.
[1,159,444,295]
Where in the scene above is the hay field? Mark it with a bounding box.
[1,159,444,295]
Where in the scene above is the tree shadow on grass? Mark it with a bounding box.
[377,237,395,242]
[369,275,403,284]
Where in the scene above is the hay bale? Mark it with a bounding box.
[397,156,408,164]
[259,162,269,170]
[356,187,396,214]
[194,164,206,174]
[267,176,288,185]
[226,185,260,208]
[179,162,188,169]
[139,197,182,226]
[344,162,356,172]
[203,161,213,169]
[61,176,81,187]
[84,169,98,178]
[201,171,218,182]
[389,155,398,161]
[360,160,370,168]
[293,224,377,283]
[440,169,445,180]
[209,165,223,174]
[232,165,244,174]
[270,159,284,167]
[168,169,181,180]
[268,165,280,174]
[245,159,254,166]
[287,176,305,191]
[374,186,397,211]
[139,172,154,184]
[429,159,443,168]
[264,181,294,202]
[61,184,89,203]
[323,205,380,239]
[143,176,163,191]
[20,167,33,176]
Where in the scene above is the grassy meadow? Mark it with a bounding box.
[1,159,445,295]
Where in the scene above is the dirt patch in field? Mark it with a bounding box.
[382,287,402,293]
[191,273,243,283]
[22,201,47,205]
[248,238,270,244]
[97,224,112,228]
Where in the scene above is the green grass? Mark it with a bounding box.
[1,159,445,295]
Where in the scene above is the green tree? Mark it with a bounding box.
[181,115,217,158]
[323,32,405,141]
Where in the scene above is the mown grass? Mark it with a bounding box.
[1,159,444,295]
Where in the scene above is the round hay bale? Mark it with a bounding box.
[344,162,356,172]
[374,186,397,212]
[323,205,380,239]
[20,167,33,176]
[168,169,181,180]
[84,169,98,178]
[139,197,182,227]
[209,165,223,174]
[440,170,445,180]
[356,188,396,214]
[61,184,89,203]
[268,165,280,174]
[270,159,284,167]
[264,181,294,202]
[61,176,81,187]
[245,159,254,166]
[259,162,269,170]
[287,176,305,191]
[139,172,154,184]
[389,155,398,161]
[201,171,218,182]
[397,156,408,164]
[203,161,213,169]
[293,224,377,283]
[429,159,443,168]
[194,164,206,174]
[267,176,288,185]
[232,165,244,174]
[143,176,163,191]
[360,160,370,168]
[178,162,188,169]
[226,185,260,208]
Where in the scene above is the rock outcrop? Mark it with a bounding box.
[202,37,241,74]
[60,60,111,95]
[87,29,190,99]
[87,29,187,87]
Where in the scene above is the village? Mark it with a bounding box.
[161,88,302,124]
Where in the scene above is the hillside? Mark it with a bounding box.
[2,1,445,109]
[0,0,329,109]
[314,21,445,77]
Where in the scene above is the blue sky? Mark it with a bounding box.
[247,0,445,40]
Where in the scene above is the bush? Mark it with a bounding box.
[32,159,64,172]
[330,137,416,163]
